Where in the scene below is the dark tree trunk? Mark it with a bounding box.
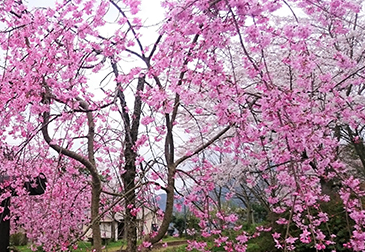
[123,145,138,252]
[0,198,10,252]
[346,126,365,175]
[91,178,102,252]
[113,75,144,252]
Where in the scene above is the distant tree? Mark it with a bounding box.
[171,214,185,237]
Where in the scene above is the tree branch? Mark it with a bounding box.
[175,124,232,167]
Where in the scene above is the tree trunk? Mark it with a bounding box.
[41,92,103,252]
[123,145,138,252]
[91,177,102,252]
[346,126,365,169]
[143,164,175,251]
[0,198,10,252]
[143,113,177,249]
[247,205,253,226]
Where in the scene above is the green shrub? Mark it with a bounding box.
[10,233,27,246]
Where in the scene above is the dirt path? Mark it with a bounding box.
[151,240,186,251]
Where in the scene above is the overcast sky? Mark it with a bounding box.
[26,0,165,20]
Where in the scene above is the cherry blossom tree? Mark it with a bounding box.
[0,0,231,251]
[0,145,91,251]
[2,0,365,252]
[163,0,365,251]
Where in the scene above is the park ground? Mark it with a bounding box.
[15,237,187,252]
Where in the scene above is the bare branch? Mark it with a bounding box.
[175,124,233,167]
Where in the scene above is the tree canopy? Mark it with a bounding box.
[1,0,365,251]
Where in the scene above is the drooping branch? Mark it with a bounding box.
[41,83,98,177]
[109,0,146,60]
[41,110,98,177]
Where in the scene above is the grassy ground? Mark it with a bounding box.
[15,240,125,252]
[15,237,186,252]
[153,244,187,252]
[150,238,187,252]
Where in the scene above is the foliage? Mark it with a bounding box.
[10,232,27,246]
[171,214,185,237]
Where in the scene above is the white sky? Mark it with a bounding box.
[26,0,165,20]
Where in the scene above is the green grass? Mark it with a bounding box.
[15,238,188,252]
[160,237,186,242]
[13,245,33,252]
[155,245,187,252]
[15,240,126,252]
[152,237,187,252]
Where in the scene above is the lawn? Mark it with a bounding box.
[15,238,186,252]
[15,240,125,252]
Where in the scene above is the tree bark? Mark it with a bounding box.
[91,177,102,252]
[0,198,10,252]
[347,126,365,172]
[112,73,145,252]
[148,164,176,246]
[123,145,138,252]
[41,91,103,252]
